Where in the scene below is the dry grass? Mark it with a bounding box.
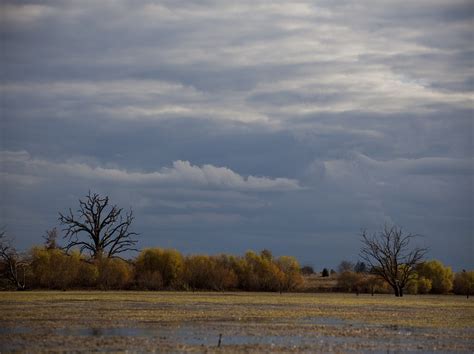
[301,274,338,292]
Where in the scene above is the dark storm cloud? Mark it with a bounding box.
[1,0,472,269]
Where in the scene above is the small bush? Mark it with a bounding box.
[97,258,132,290]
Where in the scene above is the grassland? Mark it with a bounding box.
[1,291,473,352]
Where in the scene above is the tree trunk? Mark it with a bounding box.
[399,286,404,297]
[393,285,400,297]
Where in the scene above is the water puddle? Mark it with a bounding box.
[56,325,358,347]
[0,327,31,335]
[3,318,470,353]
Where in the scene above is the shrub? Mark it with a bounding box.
[453,270,474,297]
[301,266,314,275]
[30,247,88,289]
[337,271,363,292]
[417,276,432,294]
[416,260,453,294]
[276,256,304,291]
[97,258,132,290]
[243,251,284,291]
[135,248,184,289]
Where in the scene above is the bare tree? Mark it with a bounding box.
[360,224,427,297]
[338,260,355,273]
[0,231,28,290]
[58,192,138,259]
[43,227,60,250]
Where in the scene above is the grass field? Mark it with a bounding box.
[1,291,473,352]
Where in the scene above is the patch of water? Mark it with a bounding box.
[0,327,31,335]
[9,320,471,353]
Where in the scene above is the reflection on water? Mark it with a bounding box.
[0,327,31,335]
[54,320,425,348]
[57,325,355,346]
[2,318,471,352]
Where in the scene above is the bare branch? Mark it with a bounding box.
[359,224,427,297]
[58,192,139,259]
[0,231,28,290]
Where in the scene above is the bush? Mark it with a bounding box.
[183,255,238,291]
[406,274,432,295]
[417,277,432,294]
[362,275,389,295]
[416,260,453,294]
[337,271,363,292]
[97,258,132,290]
[184,255,214,290]
[30,247,96,289]
[276,256,304,291]
[453,270,474,297]
[242,251,284,291]
[136,269,163,290]
[135,248,184,289]
[301,266,314,275]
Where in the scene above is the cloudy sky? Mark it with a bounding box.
[1,0,472,270]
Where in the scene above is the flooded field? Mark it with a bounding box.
[0,291,473,352]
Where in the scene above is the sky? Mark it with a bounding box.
[1,0,473,270]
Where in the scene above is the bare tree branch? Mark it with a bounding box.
[58,192,139,259]
[359,224,427,297]
[0,230,28,290]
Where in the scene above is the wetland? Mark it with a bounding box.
[0,291,473,352]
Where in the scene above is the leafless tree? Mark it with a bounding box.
[58,192,138,259]
[0,231,28,290]
[338,260,355,273]
[360,224,427,297]
[43,227,60,250]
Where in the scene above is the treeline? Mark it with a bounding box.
[0,246,303,292]
[331,260,473,296]
[2,242,472,297]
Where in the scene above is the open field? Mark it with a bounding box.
[1,291,473,352]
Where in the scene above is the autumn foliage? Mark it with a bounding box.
[5,245,303,292]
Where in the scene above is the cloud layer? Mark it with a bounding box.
[0,151,300,191]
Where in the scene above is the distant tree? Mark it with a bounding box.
[241,251,283,291]
[338,260,354,273]
[260,249,273,261]
[183,255,238,291]
[360,224,427,297]
[97,258,132,290]
[59,192,138,259]
[354,261,367,273]
[416,260,453,294]
[212,255,238,291]
[43,228,60,250]
[276,256,304,292]
[330,269,336,276]
[363,274,387,296]
[417,277,432,294]
[453,270,474,298]
[135,248,183,289]
[0,231,28,290]
[30,247,97,289]
[301,266,314,275]
[321,268,329,277]
[337,271,363,293]
[406,273,432,295]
